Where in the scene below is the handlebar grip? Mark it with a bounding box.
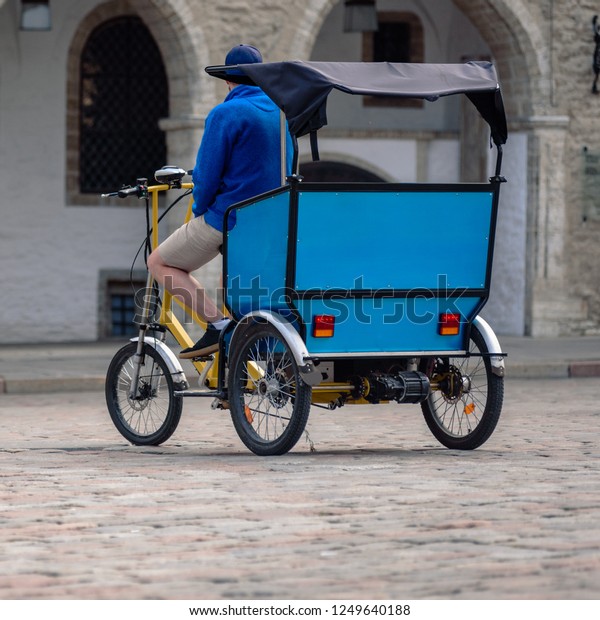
[101,179,149,199]
[118,186,141,198]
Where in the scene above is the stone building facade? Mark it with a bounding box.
[0,0,599,342]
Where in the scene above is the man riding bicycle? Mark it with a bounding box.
[148,44,292,359]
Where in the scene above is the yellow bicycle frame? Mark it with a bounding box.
[145,184,366,402]
[146,183,219,389]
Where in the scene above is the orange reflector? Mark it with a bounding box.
[439,312,461,336]
[244,405,254,424]
[464,403,476,415]
[313,314,335,338]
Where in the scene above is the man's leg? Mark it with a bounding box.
[147,216,229,358]
[147,250,224,323]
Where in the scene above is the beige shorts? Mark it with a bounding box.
[157,215,223,272]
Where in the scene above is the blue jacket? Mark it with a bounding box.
[192,84,292,231]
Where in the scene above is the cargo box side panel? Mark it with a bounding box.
[297,296,481,355]
[295,190,494,292]
[226,190,290,318]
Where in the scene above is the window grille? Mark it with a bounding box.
[363,12,424,108]
[373,22,411,63]
[110,293,137,337]
[79,16,168,193]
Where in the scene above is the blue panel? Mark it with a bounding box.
[295,191,493,291]
[296,296,481,354]
[226,190,290,317]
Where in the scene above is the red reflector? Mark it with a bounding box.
[313,315,335,338]
[439,313,461,336]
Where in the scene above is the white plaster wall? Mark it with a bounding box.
[0,1,150,342]
[427,140,460,183]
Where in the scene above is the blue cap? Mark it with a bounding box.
[224,44,263,76]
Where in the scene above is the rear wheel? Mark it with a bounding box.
[228,323,312,455]
[420,324,503,449]
[105,342,184,445]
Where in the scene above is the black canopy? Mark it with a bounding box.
[205,60,508,146]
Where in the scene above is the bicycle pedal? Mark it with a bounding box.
[211,398,229,410]
[146,323,167,332]
[190,354,214,362]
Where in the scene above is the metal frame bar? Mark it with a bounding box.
[142,183,220,388]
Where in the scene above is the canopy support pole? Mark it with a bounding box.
[280,109,287,185]
[490,144,506,183]
[291,135,300,176]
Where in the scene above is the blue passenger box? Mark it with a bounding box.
[225,182,498,356]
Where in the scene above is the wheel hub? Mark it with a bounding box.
[127,381,154,410]
[257,375,289,407]
[258,377,278,396]
[436,364,471,402]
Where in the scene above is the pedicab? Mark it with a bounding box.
[104,59,508,455]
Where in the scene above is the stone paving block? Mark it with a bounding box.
[569,361,600,378]
[0,378,600,599]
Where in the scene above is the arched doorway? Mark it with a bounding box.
[79,15,168,193]
[300,161,385,182]
[65,0,210,206]
[293,0,547,336]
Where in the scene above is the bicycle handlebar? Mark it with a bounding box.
[101,178,148,199]
[101,167,191,199]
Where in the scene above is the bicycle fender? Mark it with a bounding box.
[473,316,505,377]
[129,336,188,385]
[231,311,322,386]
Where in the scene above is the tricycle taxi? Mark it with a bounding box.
[104,59,508,456]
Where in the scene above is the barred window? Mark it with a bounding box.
[363,12,424,108]
[79,16,168,194]
[110,292,137,337]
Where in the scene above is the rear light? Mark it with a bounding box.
[439,313,461,336]
[312,314,335,338]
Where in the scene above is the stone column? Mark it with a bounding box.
[480,132,528,337]
[524,116,585,336]
[160,115,205,166]
[158,114,206,240]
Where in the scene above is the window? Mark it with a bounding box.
[79,16,168,194]
[99,272,147,339]
[110,292,137,337]
[363,12,424,108]
[373,21,411,63]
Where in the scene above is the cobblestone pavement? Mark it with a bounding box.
[1,377,599,600]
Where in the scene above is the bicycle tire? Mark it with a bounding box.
[420,323,504,450]
[228,323,312,455]
[105,342,184,446]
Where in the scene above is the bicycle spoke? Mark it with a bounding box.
[114,354,171,436]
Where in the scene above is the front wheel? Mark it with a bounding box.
[419,323,503,450]
[228,323,312,455]
[105,342,184,446]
